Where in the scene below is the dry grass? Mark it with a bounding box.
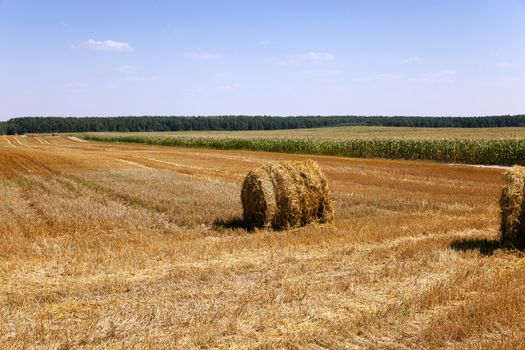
[1,135,524,349]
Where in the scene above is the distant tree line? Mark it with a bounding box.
[1,115,525,135]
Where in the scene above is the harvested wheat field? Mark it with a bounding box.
[1,135,524,349]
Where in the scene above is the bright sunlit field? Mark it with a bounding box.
[1,134,524,349]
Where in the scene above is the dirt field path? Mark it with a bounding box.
[1,136,522,349]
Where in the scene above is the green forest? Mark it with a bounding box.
[1,115,525,135]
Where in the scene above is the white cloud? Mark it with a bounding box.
[117,64,137,72]
[495,61,513,68]
[501,74,525,85]
[184,51,225,60]
[366,73,403,81]
[278,52,336,64]
[412,70,457,83]
[66,82,87,88]
[213,72,230,79]
[405,56,423,64]
[82,39,133,52]
[125,75,158,82]
[303,69,343,78]
[216,83,241,93]
[484,74,525,89]
[302,52,335,61]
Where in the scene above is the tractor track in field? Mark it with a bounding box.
[4,137,16,147]
[64,173,174,219]
[12,137,28,147]
[112,157,153,169]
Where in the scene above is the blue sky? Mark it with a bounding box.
[1,0,524,119]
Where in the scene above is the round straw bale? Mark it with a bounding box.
[500,165,525,248]
[241,160,334,230]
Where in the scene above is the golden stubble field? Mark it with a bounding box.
[1,135,524,349]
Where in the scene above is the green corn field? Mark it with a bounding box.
[79,134,525,166]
